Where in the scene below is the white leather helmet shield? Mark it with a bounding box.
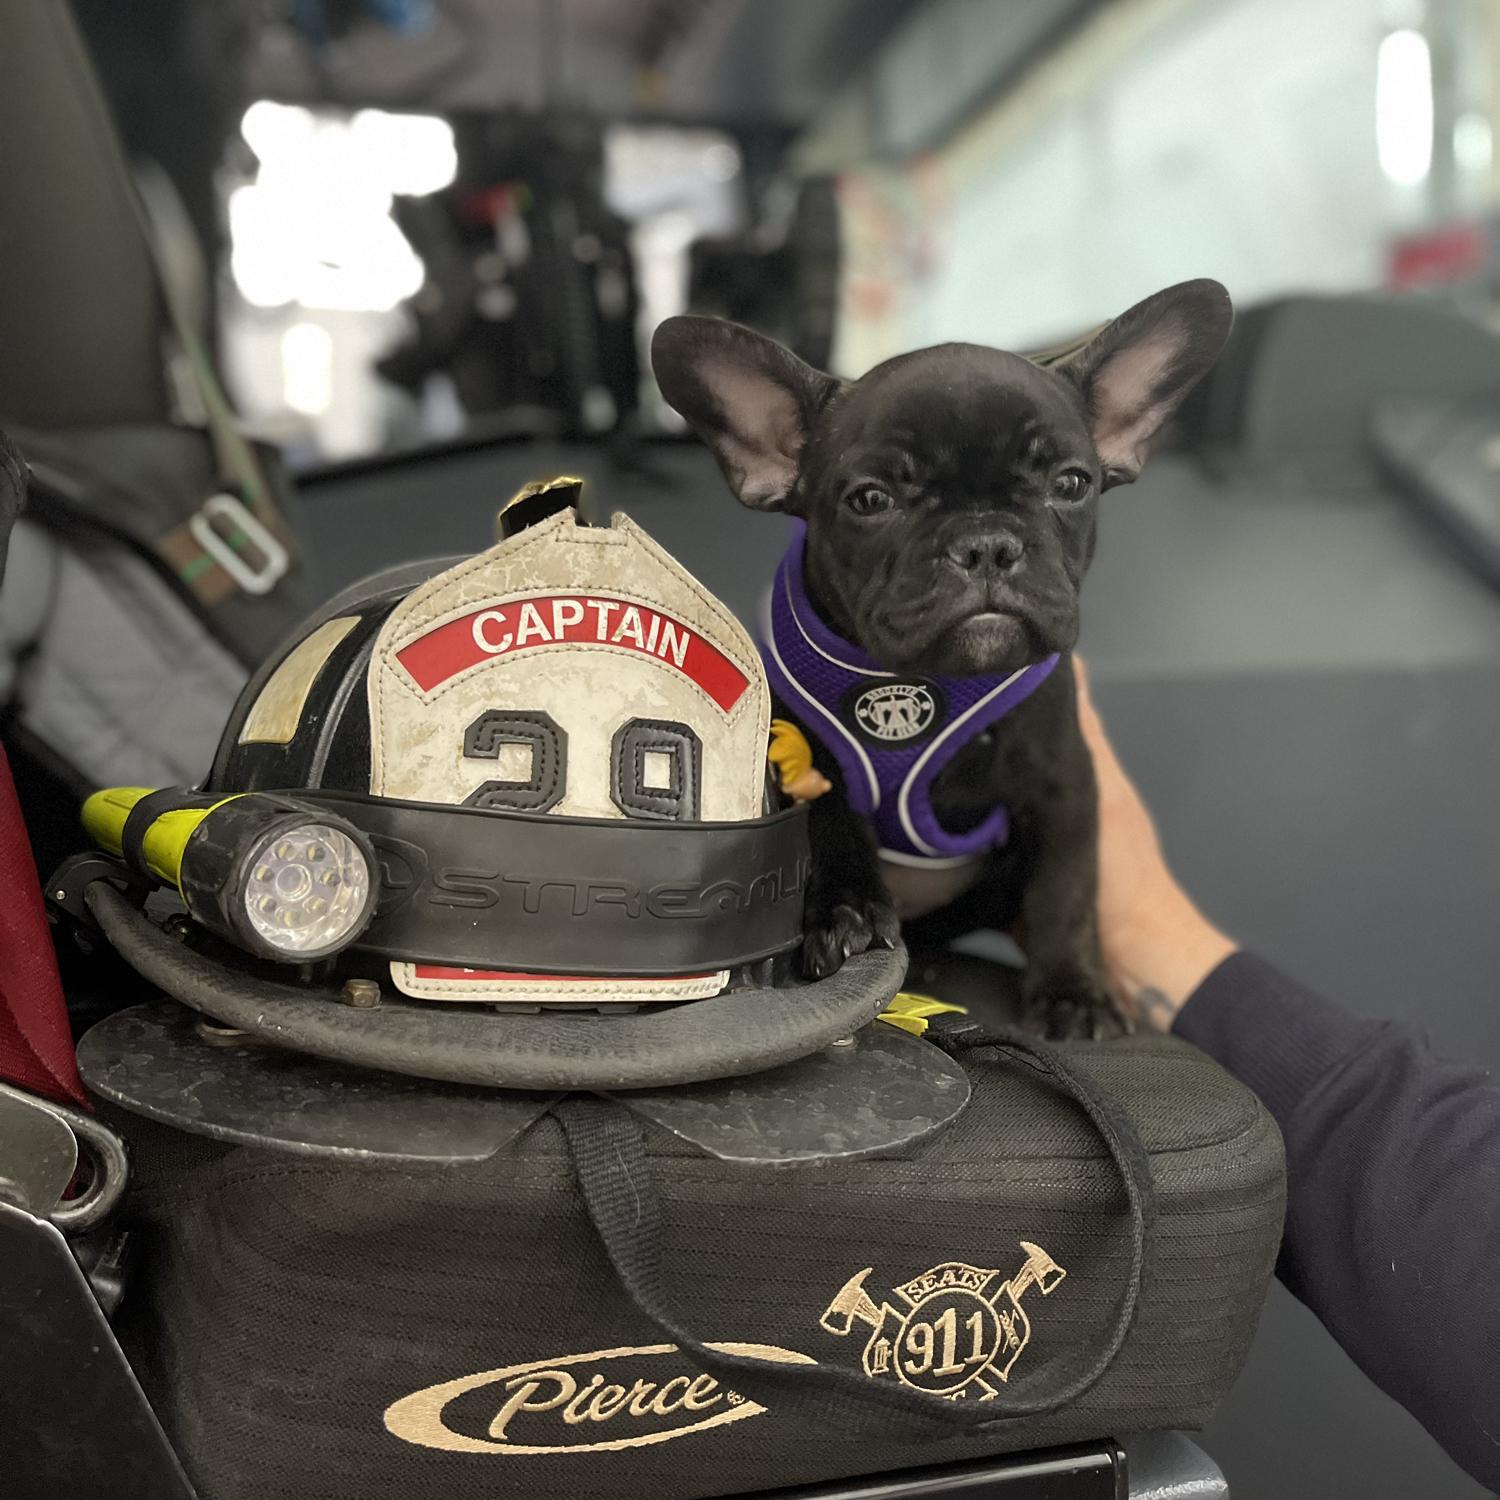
[367,508,770,1002]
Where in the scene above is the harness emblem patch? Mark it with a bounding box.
[846,681,942,745]
[819,1243,1066,1398]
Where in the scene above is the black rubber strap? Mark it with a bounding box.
[119,790,219,881]
[298,788,811,977]
[556,1020,1156,1436]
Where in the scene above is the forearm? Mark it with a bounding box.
[1102,890,1236,1031]
[1176,953,1500,1493]
[1078,663,1500,1486]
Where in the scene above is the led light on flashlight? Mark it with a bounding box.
[242,822,372,957]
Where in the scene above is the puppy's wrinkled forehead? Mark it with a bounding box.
[823,345,1092,476]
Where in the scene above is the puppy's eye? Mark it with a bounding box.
[1051,469,1092,504]
[846,485,894,517]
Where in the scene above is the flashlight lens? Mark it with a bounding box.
[242,823,372,956]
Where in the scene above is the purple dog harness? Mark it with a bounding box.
[759,528,1058,866]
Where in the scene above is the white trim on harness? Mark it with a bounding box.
[784,573,895,680]
[895,663,1031,857]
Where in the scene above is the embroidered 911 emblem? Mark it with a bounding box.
[819,1244,1067,1398]
[847,681,941,744]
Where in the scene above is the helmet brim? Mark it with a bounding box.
[88,882,906,1090]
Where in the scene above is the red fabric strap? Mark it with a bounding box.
[0,746,87,1107]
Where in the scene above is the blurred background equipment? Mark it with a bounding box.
[685,175,844,371]
[54,0,1499,477]
[376,111,645,444]
[191,0,922,461]
[0,0,324,884]
[0,0,1498,1495]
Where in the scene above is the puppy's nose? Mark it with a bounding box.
[945,532,1024,576]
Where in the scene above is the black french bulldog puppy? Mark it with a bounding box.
[652,281,1233,1036]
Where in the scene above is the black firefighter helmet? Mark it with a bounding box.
[73,484,907,1092]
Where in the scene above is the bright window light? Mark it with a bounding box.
[241,100,316,165]
[700,141,741,184]
[1376,29,1434,188]
[281,322,334,415]
[350,109,458,196]
[230,102,453,312]
[1454,112,1494,177]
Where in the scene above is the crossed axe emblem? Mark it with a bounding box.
[819,1242,1067,1397]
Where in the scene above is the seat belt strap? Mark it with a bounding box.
[0,746,87,1108]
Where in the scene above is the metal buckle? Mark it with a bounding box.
[0,1080,129,1232]
[186,492,289,596]
[0,1085,76,1217]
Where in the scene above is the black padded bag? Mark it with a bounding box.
[114,1028,1283,1500]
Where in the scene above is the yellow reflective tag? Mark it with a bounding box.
[876,991,970,1037]
[767,719,831,803]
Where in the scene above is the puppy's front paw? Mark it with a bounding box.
[802,898,900,979]
[1023,973,1130,1041]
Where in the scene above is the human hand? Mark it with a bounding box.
[1075,660,1237,1031]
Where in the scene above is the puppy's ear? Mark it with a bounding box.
[651,316,840,512]
[1060,279,1233,487]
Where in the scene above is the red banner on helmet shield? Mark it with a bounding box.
[395,594,750,713]
[412,966,715,983]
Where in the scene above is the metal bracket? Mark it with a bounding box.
[0,1198,198,1500]
[0,1083,77,1216]
[0,1080,129,1233]
[741,1441,1125,1498]
[46,851,147,927]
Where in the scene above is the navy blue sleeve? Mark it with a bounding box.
[1174,952,1500,1492]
